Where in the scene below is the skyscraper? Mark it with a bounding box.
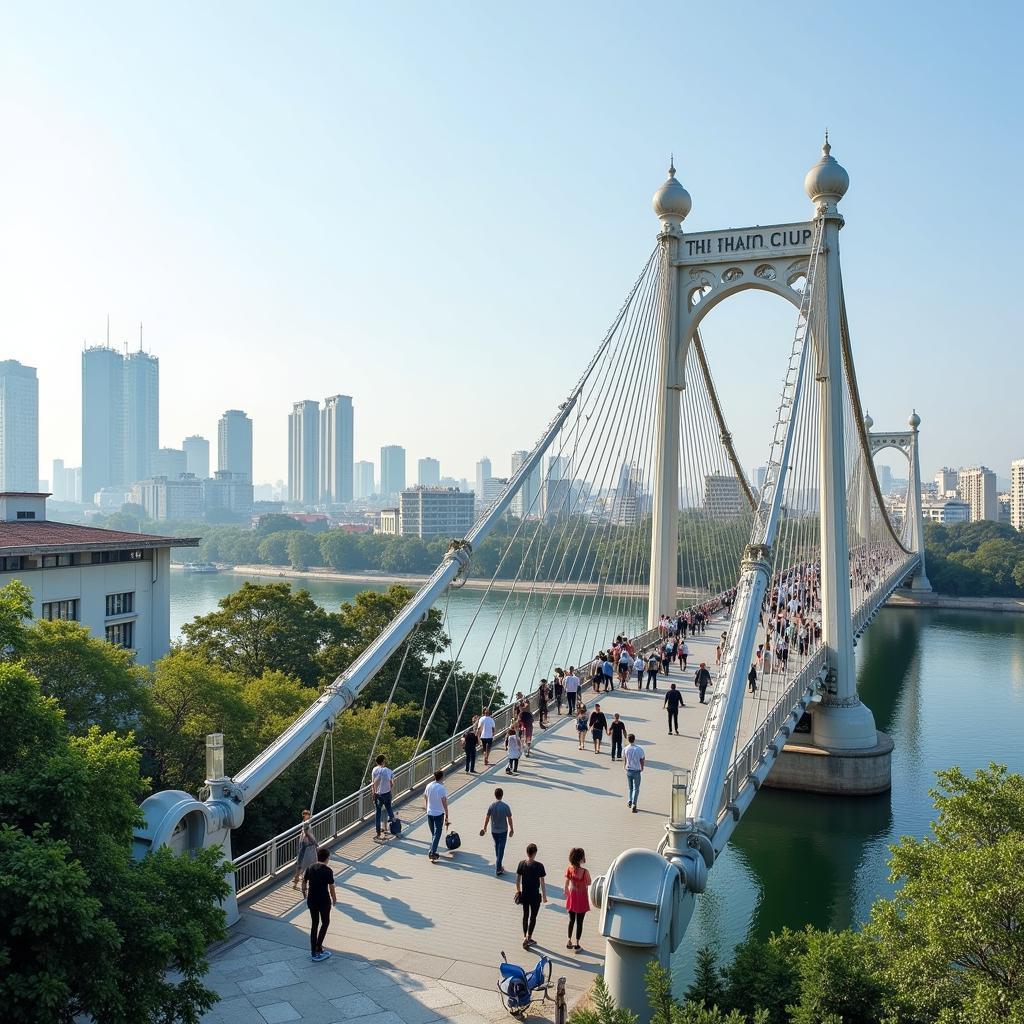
[1011,459,1024,533]
[122,350,159,484]
[51,458,66,501]
[0,360,39,492]
[417,457,441,487]
[183,435,210,479]
[320,395,354,503]
[935,467,959,497]
[354,461,375,499]
[82,346,125,500]
[958,466,997,522]
[380,445,406,500]
[510,450,541,518]
[218,410,253,483]
[475,457,492,507]
[288,400,320,505]
[152,447,187,478]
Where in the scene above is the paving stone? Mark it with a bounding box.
[238,965,301,994]
[328,993,385,1018]
[257,1002,302,1023]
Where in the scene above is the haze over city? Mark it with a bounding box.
[1,2,1021,487]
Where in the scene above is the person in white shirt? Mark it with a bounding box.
[623,735,646,812]
[564,669,581,715]
[371,754,396,840]
[423,770,449,862]
[477,707,497,766]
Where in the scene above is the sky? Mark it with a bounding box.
[1,2,1021,487]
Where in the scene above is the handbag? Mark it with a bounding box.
[445,830,461,851]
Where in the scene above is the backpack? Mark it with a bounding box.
[445,831,461,851]
[389,818,403,836]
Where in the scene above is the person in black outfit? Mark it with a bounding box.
[588,705,608,754]
[515,843,548,948]
[608,713,627,761]
[747,665,758,693]
[694,663,713,704]
[462,728,479,773]
[663,683,684,735]
[302,847,337,961]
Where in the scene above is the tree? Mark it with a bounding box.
[287,531,323,570]
[21,618,149,734]
[257,530,299,565]
[0,663,228,1022]
[256,513,304,537]
[0,579,32,658]
[179,582,337,686]
[685,946,725,1009]
[719,932,801,1024]
[868,764,1024,1023]
[569,977,638,1024]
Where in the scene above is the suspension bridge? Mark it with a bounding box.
[134,138,930,1024]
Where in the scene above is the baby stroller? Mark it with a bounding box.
[497,950,552,1015]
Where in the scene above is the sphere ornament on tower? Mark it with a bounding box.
[652,158,691,233]
[804,133,849,210]
[863,411,874,431]
[908,409,921,430]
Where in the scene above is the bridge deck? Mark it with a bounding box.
[200,628,723,1024]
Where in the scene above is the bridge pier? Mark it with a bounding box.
[764,728,894,795]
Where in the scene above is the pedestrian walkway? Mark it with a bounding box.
[201,628,723,1024]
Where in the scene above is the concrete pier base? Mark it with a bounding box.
[763,731,894,795]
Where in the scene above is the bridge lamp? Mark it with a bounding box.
[671,770,690,827]
[205,733,226,782]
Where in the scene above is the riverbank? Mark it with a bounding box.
[890,589,1024,614]
[206,563,660,598]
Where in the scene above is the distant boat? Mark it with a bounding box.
[183,562,220,574]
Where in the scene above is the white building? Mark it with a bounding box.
[474,457,492,509]
[958,466,997,522]
[354,461,375,499]
[1011,459,1024,532]
[380,446,406,500]
[921,498,970,524]
[510,450,541,518]
[122,350,159,486]
[704,474,746,519]
[204,470,253,517]
[0,360,39,493]
[288,400,320,505]
[0,492,197,665]
[152,447,188,479]
[417,457,441,487]
[378,508,399,535]
[131,475,204,521]
[399,487,475,538]
[320,395,354,503]
[218,410,253,483]
[934,467,959,498]
[183,435,210,480]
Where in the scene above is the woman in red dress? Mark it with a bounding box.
[563,847,591,951]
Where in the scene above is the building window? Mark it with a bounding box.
[0,556,22,571]
[105,621,134,649]
[105,591,135,617]
[41,599,80,621]
[15,511,35,519]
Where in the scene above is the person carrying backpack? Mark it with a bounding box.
[694,662,713,704]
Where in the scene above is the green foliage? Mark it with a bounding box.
[685,946,725,1009]
[868,763,1024,1023]
[719,932,800,1023]
[22,618,150,734]
[925,521,1024,597]
[569,976,638,1024]
[0,663,228,1023]
[0,578,32,658]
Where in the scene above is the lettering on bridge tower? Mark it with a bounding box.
[676,222,814,265]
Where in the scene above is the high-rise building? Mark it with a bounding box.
[1010,460,1024,532]
[122,350,159,484]
[399,486,475,538]
[51,459,66,501]
[183,435,210,479]
[753,465,767,491]
[152,447,187,479]
[542,455,572,519]
[876,464,894,494]
[475,457,492,508]
[958,466,997,522]
[935,467,959,497]
[218,410,253,483]
[354,461,375,499]
[320,395,354,503]
[380,446,406,500]
[510,450,541,518]
[288,400,320,505]
[0,360,38,493]
[417,457,441,487]
[82,346,125,500]
[704,474,746,519]
[204,470,253,517]
[68,467,82,503]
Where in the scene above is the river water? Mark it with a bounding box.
[171,570,1024,967]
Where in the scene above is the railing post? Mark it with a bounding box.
[269,838,277,877]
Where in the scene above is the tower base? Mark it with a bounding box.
[763,731,893,796]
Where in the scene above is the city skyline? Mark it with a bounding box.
[2,5,1020,489]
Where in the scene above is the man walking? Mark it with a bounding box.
[371,754,396,840]
[565,668,580,715]
[664,683,684,735]
[623,734,646,812]
[601,654,614,693]
[480,787,515,876]
[424,770,449,863]
[694,662,713,704]
[477,707,496,767]
[301,847,337,962]
[646,651,660,690]
[608,712,627,761]
[461,727,479,773]
[588,704,608,754]
[515,843,547,949]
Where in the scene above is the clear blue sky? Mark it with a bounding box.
[1,2,1020,485]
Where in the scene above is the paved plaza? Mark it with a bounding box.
[201,629,721,1024]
